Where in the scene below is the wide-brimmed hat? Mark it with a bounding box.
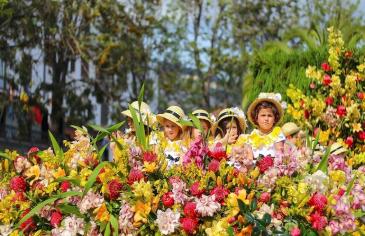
[247,93,285,126]
[121,101,155,127]
[156,106,186,130]
[192,109,213,126]
[212,107,247,136]
[282,122,300,137]
[330,142,347,155]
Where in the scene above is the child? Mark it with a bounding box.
[156,105,187,167]
[189,109,213,141]
[282,122,304,148]
[246,93,286,159]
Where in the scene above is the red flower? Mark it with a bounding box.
[96,168,105,183]
[20,209,36,233]
[127,168,144,185]
[325,97,334,106]
[50,210,63,227]
[309,211,327,231]
[322,74,332,86]
[143,151,157,163]
[257,156,274,173]
[190,182,205,196]
[338,188,345,197]
[358,131,365,141]
[345,136,354,148]
[259,192,271,203]
[181,217,198,235]
[309,83,316,89]
[336,105,346,117]
[208,159,220,172]
[210,186,229,203]
[108,179,123,200]
[344,50,353,58]
[184,202,197,218]
[308,192,327,211]
[207,143,227,160]
[290,227,301,236]
[162,192,174,207]
[27,147,41,163]
[304,110,310,119]
[321,62,332,72]
[60,181,71,192]
[357,92,365,100]
[10,176,27,193]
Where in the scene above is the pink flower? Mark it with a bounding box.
[257,156,274,173]
[184,202,197,218]
[50,210,62,227]
[309,82,316,89]
[60,181,71,192]
[207,143,227,161]
[127,168,144,185]
[183,137,208,168]
[290,227,301,236]
[336,105,346,117]
[345,136,353,148]
[162,192,175,207]
[308,192,327,211]
[195,195,221,217]
[210,186,229,203]
[208,159,220,172]
[259,192,271,203]
[180,217,198,235]
[321,62,332,71]
[325,97,334,106]
[10,176,27,193]
[155,209,180,235]
[143,151,157,163]
[190,182,205,197]
[309,211,327,231]
[322,74,332,86]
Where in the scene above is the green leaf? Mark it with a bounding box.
[189,113,202,131]
[346,175,356,195]
[98,144,109,161]
[138,83,145,106]
[58,203,84,218]
[92,132,109,145]
[315,144,331,174]
[110,214,119,236]
[83,161,109,196]
[54,177,80,186]
[104,222,111,236]
[129,104,147,150]
[48,130,64,159]
[244,213,255,224]
[250,199,257,211]
[106,122,125,133]
[237,199,248,214]
[178,119,193,127]
[15,191,82,228]
[227,226,234,236]
[262,213,271,226]
[70,125,87,133]
[89,124,110,134]
[354,210,365,218]
[0,151,11,161]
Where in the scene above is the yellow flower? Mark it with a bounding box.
[226,189,249,217]
[143,161,157,173]
[132,180,153,202]
[94,203,110,222]
[329,170,346,184]
[53,167,66,179]
[133,201,151,224]
[205,219,229,236]
[352,123,362,132]
[80,168,93,187]
[318,129,330,144]
[357,63,365,72]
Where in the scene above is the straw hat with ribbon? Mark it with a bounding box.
[212,107,247,136]
[156,106,186,130]
[330,142,348,155]
[192,109,213,127]
[247,93,286,126]
[121,101,156,128]
[281,122,300,137]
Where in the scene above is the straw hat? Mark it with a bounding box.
[121,101,155,127]
[212,107,247,136]
[247,93,285,126]
[192,109,213,126]
[330,142,347,155]
[282,122,300,137]
[156,106,186,129]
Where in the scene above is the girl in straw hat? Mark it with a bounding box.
[156,105,188,168]
[188,109,214,142]
[246,93,286,160]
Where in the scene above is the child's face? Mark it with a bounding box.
[257,108,275,133]
[192,120,210,140]
[127,118,135,131]
[163,119,180,141]
[225,120,238,136]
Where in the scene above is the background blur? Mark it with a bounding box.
[1,0,365,151]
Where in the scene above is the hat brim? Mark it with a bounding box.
[211,114,246,136]
[121,110,154,128]
[156,113,184,130]
[195,116,213,126]
[247,98,284,126]
[283,127,300,137]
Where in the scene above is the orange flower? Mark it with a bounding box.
[94,203,110,222]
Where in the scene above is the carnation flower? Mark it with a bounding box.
[195,195,221,217]
[208,159,220,172]
[257,156,274,173]
[181,217,198,234]
[108,179,123,200]
[155,209,180,235]
[210,186,229,203]
[184,202,197,218]
[290,227,301,236]
[60,181,71,192]
[10,176,27,192]
[162,192,175,207]
[50,210,62,227]
[127,168,144,185]
[190,181,205,197]
[309,211,327,231]
[308,192,327,211]
[208,143,227,160]
[143,151,157,163]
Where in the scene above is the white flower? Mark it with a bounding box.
[119,201,136,235]
[78,191,104,214]
[196,195,221,217]
[0,224,12,235]
[304,170,329,194]
[155,209,180,235]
